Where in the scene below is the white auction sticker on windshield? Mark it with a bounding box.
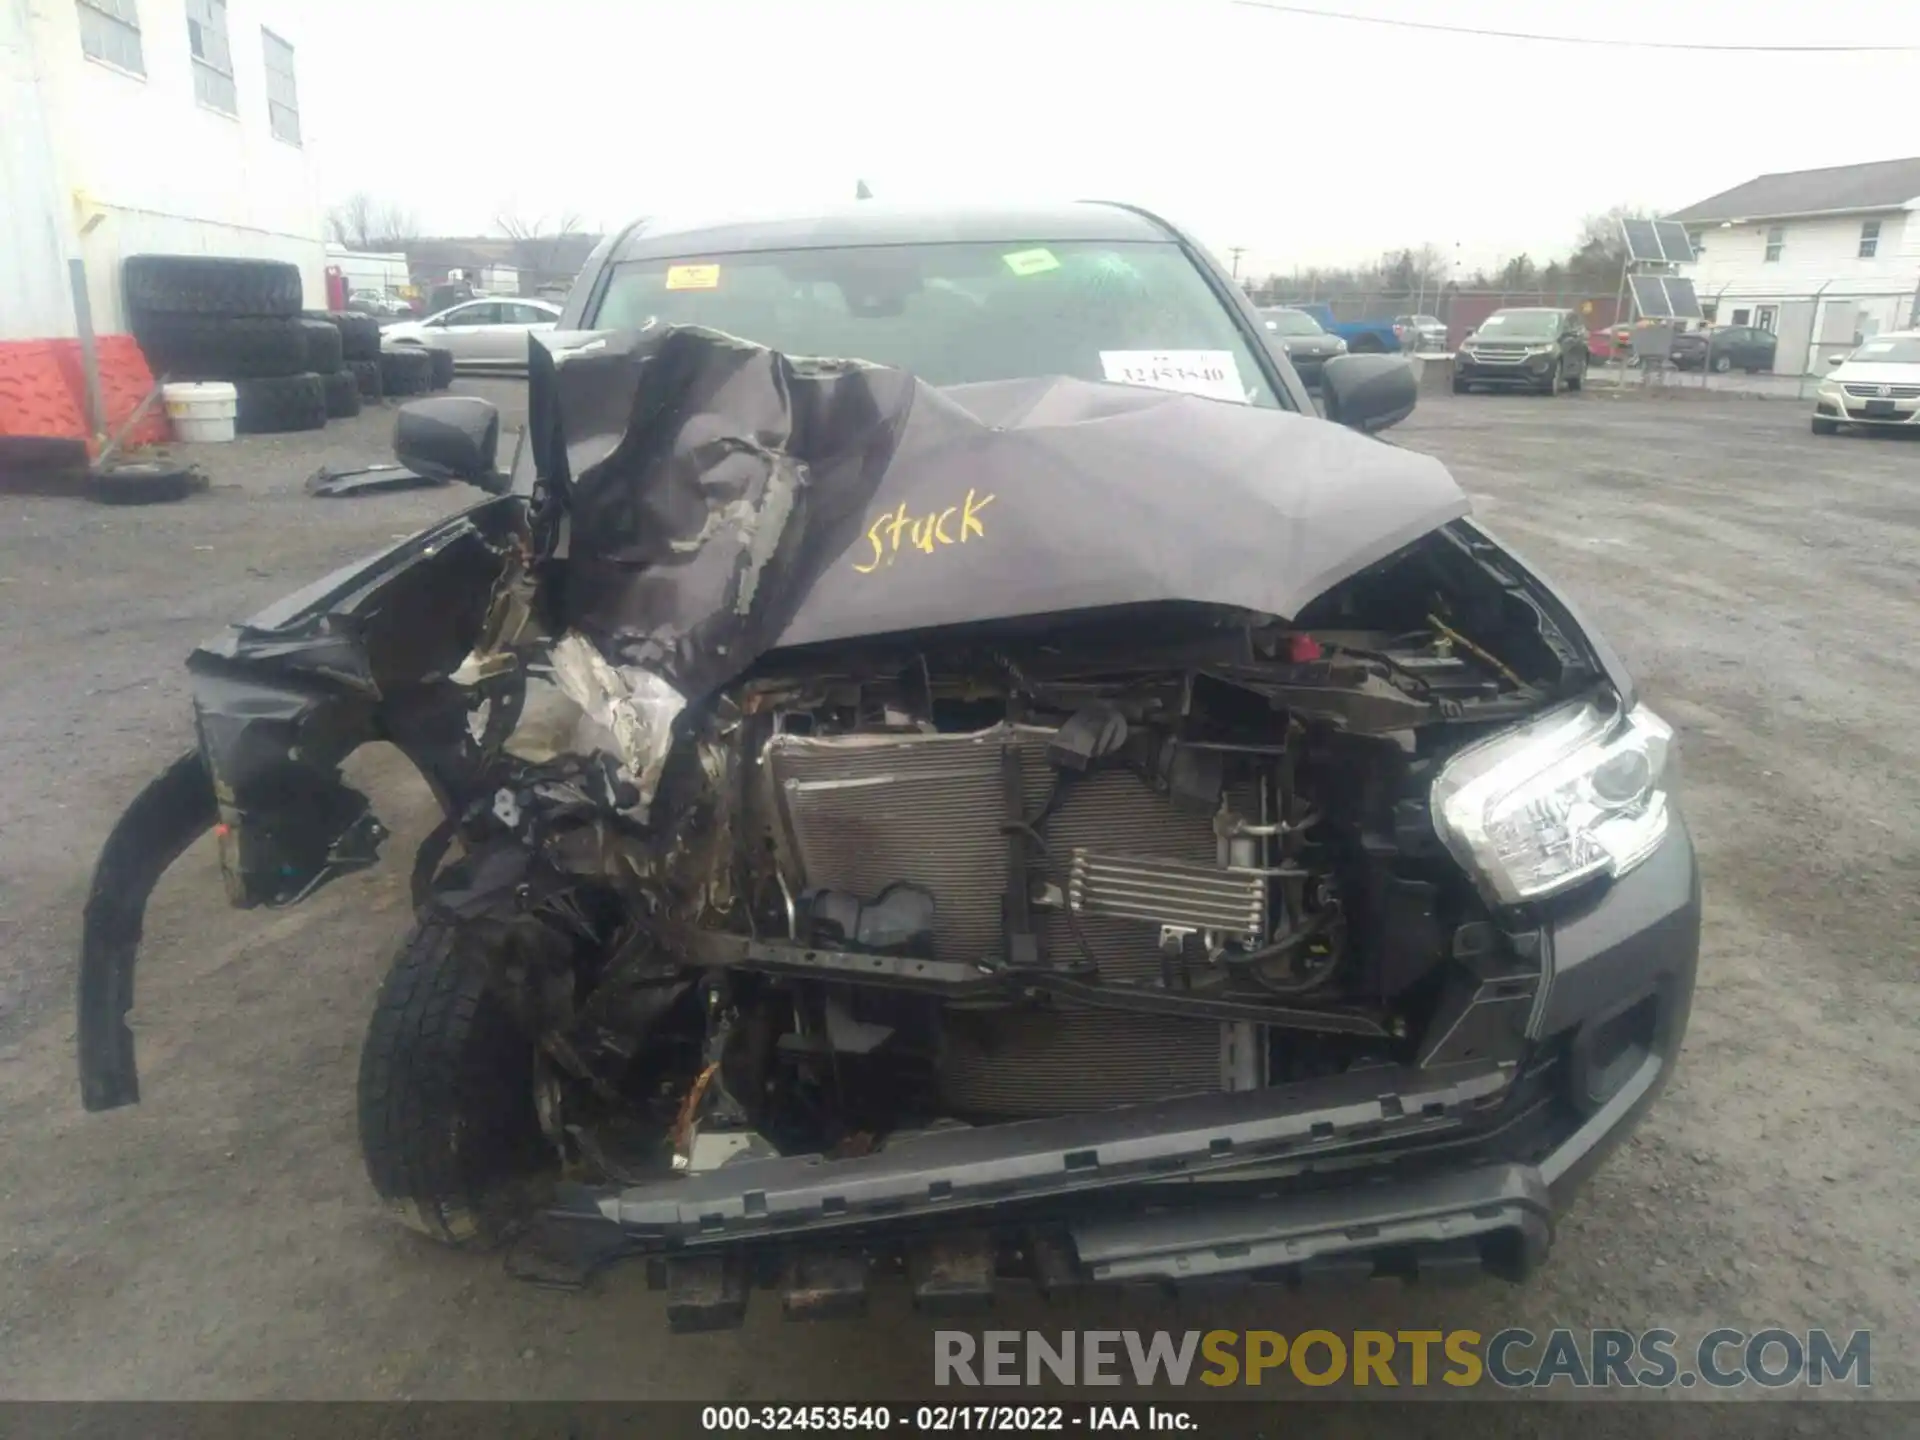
[1099,350,1246,403]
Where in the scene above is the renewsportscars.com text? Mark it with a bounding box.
[933,1328,1871,1390]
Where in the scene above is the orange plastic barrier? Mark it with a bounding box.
[0,336,171,452]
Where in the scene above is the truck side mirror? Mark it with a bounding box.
[1320,354,1417,434]
[394,397,507,492]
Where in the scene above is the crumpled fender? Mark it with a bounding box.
[77,497,524,1111]
[78,750,217,1110]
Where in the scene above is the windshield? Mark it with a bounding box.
[592,240,1284,408]
[1475,311,1561,340]
[1848,337,1920,365]
[1262,309,1324,337]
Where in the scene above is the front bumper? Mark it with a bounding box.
[1815,388,1920,425]
[1454,352,1558,387]
[521,823,1701,1326]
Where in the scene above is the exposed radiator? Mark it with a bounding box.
[764,723,1264,1115]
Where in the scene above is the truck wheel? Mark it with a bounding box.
[298,318,345,375]
[130,314,309,380]
[328,311,383,362]
[348,358,385,401]
[323,367,362,419]
[234,373,328,433]
[356,915,556,1249]
[380,347,434,397]
[122,255,303,318]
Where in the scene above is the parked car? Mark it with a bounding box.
[79,202,1694,1326]
[1587,327,1617,363]
[1393,313,1448,352]
[1670,326,1777,374]
[382,297,561,370]
[1812,329,1920,435]
[1257,306,1347,386]
[1454,307,1592,394]
[1293,302,1404,354]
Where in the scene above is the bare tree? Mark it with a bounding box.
[325,192,419,251]
[494,209,587,288]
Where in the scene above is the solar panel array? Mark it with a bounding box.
[1621,218,1697,264]
[1631,274,1704,321]
[1653,221,1697,264]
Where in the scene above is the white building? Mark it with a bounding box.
[0,0,324,342]
[1667,157,1920,375]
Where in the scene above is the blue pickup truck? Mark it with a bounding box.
[1291,303,1404,354]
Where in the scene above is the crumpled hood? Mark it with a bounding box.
[530,326,1468,701]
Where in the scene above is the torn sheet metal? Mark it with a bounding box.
[548,631,687,813]
[305,462,446,499]
[528,326,1468,707]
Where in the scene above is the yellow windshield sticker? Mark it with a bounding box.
[853,489,995,574]
[665,263,720,291]
[1002,247,1060,277]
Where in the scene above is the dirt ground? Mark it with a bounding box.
[1,382,1915,1404]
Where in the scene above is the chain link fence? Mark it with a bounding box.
[1257,281,1920,399]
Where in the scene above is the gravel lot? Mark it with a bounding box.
[1,382,1914,1406]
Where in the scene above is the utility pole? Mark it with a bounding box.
[1228,246,1246,279]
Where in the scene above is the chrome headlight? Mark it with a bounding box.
[1432,699,1674,905]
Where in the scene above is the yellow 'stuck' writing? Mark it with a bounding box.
[853,488,994,574]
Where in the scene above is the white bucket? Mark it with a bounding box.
[162,381,238,443]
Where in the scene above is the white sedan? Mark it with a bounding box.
[383,297,561,371]
[1812,330,1920,435]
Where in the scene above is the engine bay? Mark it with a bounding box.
[464,528,1589,1176]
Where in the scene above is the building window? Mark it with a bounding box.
[1731,308,1751,326]
[262,29,300,145]
[1753,305,1777,334]
[187,0,236,115]
[77,0,145,76]
[1763,225,1784,263]
[1858,220,1881,259]
[1686,228,1704,255]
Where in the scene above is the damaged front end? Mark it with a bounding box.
[79,329,1698,1320]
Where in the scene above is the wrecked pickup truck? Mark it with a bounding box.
[79,205,1697,1329]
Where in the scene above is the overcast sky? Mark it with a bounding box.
[301,0,1919,276]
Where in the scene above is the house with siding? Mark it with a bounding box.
[1666,156,1920,375]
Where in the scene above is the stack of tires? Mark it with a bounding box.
[126,256,358,436]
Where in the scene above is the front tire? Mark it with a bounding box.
[356,916,556,1249]
[1712,355,1732,373]
[1540,361,1562,396]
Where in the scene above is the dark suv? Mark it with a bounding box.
[1454,307,1591,395]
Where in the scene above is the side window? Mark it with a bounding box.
[1764,225,1784,262]
[186,0,236,115]
[77,0,146,76]
[444,304,501,327]
[507,304,553,325]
